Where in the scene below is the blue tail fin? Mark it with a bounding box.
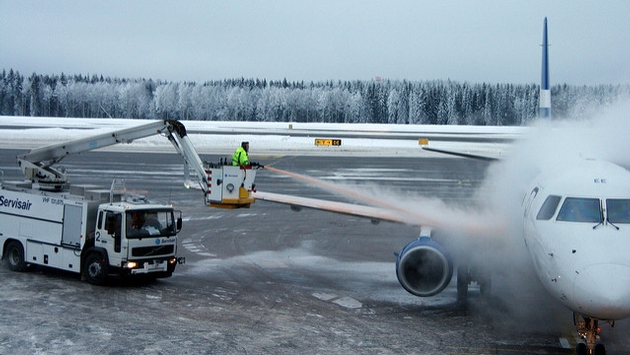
[539,17,551,119]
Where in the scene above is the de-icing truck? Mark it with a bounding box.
[0,120,259,285]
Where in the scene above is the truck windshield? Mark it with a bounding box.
[606,199,630,223]
[126,210,176,238]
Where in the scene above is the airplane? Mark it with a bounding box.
[253,18,630,355]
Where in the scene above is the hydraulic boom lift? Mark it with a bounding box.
[17,119,258,208]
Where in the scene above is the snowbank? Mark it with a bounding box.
[0,116,521,157]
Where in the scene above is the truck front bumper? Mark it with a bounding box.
[126,257,179,275]
[130,260,169,274]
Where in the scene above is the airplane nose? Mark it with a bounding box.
[573,263,630,319]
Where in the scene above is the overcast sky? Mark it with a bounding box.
[2,1,629,85]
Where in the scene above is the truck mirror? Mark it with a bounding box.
[176,217,183,232]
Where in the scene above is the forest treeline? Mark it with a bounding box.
[1,69,629,125]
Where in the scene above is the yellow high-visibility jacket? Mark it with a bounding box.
[232,147,249,166]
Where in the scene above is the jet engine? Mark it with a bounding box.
[395,236,453,297]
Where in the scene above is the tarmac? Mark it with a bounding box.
[1,149,628,354]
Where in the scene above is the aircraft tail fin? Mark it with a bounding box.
[539,17,551,119]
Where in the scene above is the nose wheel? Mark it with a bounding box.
[574,314,607,355]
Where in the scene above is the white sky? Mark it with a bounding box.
[2,0,629,85]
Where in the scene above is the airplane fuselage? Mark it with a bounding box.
[523,158,630,320]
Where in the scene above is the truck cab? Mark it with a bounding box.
[84,203,183,284]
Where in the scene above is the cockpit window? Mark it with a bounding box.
[556,197,602,223]
[606,199,630,223]
[536,195,561,220]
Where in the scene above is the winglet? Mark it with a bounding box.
[539,17,551,119]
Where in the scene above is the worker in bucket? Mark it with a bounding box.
[232,141,249,166]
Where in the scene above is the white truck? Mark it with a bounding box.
[0,120,259,284]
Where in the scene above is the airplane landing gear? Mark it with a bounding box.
[574,314,606,355]
[456,265,491,303]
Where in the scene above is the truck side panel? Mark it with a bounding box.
[0,207,63,251]
[25,240,82,270]
[1,188,65,221]
[0,188,95,273]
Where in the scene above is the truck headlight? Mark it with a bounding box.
[124,261,138,269]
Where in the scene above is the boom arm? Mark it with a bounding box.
[17,120,257,208]
[18,120,172,190]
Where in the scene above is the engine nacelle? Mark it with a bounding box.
[395,237,453,297]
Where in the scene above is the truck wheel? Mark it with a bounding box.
[84,253,108,285]
[6,241,27,272]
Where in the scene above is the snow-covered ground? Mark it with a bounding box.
[0,116,520,157]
